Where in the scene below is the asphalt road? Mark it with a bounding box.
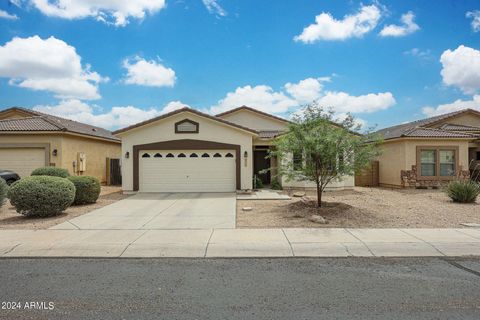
[0,257,479,320]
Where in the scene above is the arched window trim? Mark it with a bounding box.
[166,153,174,158]
[213,153,222,158]
[201,153,210,158]
[225,153,234,158]
[142,153,151,158]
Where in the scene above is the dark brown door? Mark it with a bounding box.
[253,150,271,184]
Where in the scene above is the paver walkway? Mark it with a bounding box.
[0,228,479,258]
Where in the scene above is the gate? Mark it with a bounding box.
[106,158,122,186]
[355,161,379,187]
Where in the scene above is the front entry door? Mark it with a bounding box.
[253,149,271,185]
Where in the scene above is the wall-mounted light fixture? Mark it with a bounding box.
[52,149,58,156]
[244,151,248,158]
[125,151,130,159]
[244,151,248,167]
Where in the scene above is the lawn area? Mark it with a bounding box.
[0,186,129,229]
[237,187,480,228]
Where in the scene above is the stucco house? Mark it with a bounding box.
[113,106,354,193]
[0,107,121,183]
[375,108,480,188]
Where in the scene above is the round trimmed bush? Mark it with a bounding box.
[67,176,101,205]
[445,180,480,203]
[31,166,70,178]
[7,176,75,217]
[0,178,8,208]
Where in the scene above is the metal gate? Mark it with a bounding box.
[106,158,122,186]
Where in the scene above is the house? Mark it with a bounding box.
[0,107,121,183]
[375,108,480,188]
[114,106,354,193]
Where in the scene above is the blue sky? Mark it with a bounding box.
[1,0,480,130]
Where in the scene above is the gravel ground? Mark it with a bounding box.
[0,186,128,230]
[237,187,480,228]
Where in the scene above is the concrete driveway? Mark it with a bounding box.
[51,193,236,230]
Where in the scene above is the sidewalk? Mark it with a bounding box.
[0,228,479,258]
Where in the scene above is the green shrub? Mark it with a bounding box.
[270,178,283,190]
[7,176,75,217]
[0,178,8,208]
[67,176,101,205]
[445,180,480,203]
[253,175,263,189]
[31,166,70,178]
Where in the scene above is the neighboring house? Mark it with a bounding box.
[0,107,121,183]
[114,106,354,193]
[375,108,480,188]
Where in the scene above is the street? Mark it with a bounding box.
[0,257,479,320]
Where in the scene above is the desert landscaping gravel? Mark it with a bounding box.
[237,187,480,228]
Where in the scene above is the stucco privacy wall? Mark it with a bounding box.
[377,139,470,187]
[118,111,254,191]
[218,109,288,131]
[60,135,121,183]
[0,133,120,183]
[377,140,407,187]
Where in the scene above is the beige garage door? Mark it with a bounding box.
[139,150,236,192]
[0,148,46,178]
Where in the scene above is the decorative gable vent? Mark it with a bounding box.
[175,119,199,133]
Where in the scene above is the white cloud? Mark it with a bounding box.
[466,10,480,32]
[123,57,176,88]
[210,85,298,114]
[19,0,166,26]
[316,91,396,113]
[33,99,191,129]
[284,77,329,103]
[0,10,18,20]
[294,4,382,43]
[422,95,480,116]
[404,48,432,60]
[202,0,227,17]
[440,45,480,95]
[379,11,419,37]
[0,35,104,100]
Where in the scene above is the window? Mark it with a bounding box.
[417,147,457,179]
[142,153,150,158]
[178,153,186,158]
[154,153,162,158]
[201,153,210,158]
[439,150,455,176]
[166,153,174,158]
[420,150,436,176]
[190,153,198,158]
[213,153,222,158]
[175,119,199,133]
[225,153,234,158]
[293,151,303,170]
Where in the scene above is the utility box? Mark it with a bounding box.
[77,152,86,173]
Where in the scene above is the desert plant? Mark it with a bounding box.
[253,175,263,189]
[445,180,480,203]
[31,166,70,178]
[67,176,101,205]
[8,176,75,217]
[0,178,8,208]
[270,178,283,190]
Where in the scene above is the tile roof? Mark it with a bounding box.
[439,123,480,132]
[258,130,285,138]
[113,107,259,135]
[215,105,291,123]
[0,107,120,142]
[375,108,480,140]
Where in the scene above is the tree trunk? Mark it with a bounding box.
[316,179,322,208]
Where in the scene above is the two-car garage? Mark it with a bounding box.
[139,150,236,192]
[0,147,46,178]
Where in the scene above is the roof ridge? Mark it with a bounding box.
[215,105,291,123]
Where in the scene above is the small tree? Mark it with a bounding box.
[271,103,382,207]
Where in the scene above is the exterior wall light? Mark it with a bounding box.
[244,151,248,158]
[52,149,58,156]
[125,151,130,159]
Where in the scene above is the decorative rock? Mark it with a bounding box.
[242,207,253,212]
[293,192,306,197]
[309,215,327,224]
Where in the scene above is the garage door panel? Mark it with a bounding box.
[139,150,236,192]
[0,148,46,178]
